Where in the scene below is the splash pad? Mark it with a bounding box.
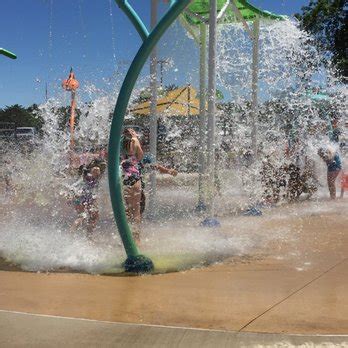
[0,1,347,277]
[1,1,348,344]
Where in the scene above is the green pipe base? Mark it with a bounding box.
[124,255,154,274]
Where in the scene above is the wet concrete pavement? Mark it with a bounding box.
[0,202,347,346]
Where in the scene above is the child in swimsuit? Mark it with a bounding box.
[71,160,105,235]
[121,128,143,244]
[120,130,178,242]
[318,147,342,199]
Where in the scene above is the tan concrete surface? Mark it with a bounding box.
[0,266,324,332]
[0,257,347,335]
[1,311,347,348]
[0,206,347,339]
[243,259,348,334]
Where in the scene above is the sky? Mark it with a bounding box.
[0,0,310,108]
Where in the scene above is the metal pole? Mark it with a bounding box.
[70,90,76,148]
[251,16,260,159]
[110,0,191,272]
[197,22,207,211]
[206,0,217,216]
[148,0,158,219]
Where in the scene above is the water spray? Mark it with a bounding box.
[180,1,286,218]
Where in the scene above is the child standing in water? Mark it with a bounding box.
[70,159,106,235]
[120,128,178,243]
[318,146,342,199]
[121,128,143,245]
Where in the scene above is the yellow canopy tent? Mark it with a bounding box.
[130,85,202,116]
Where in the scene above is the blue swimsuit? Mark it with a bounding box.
[327,154,342,172]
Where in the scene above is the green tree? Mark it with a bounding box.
[295,0,347,80]
[0,104,44,130]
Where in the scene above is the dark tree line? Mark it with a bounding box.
[0,104,81,132]
[0,104,43,130]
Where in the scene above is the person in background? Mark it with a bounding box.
[261,154,285,204]
[318,146,342,199]
[340,171,348,198]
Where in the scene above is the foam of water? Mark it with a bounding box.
[1,186,346,273]
[0,220,122,273]
[0,207,287,273]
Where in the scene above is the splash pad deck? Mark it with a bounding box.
[0,200,347,346]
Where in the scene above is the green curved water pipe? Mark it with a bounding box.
[109,0,191,273]
[0,48,16,59]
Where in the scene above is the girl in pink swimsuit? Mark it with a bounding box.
[121,128,143,244]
